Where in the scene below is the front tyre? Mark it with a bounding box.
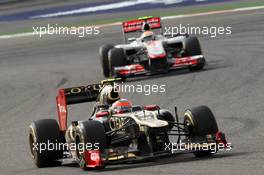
[184,36,202,56]
[99,44,113,77]
[29,119,64,168]
[108,48,127,77]
[75,120,108,170]
[184,37,205,71]
[184,106,219,157]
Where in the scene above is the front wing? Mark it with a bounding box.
[82,131,228,168]
[114,55,205,77]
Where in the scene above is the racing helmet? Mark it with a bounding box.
[141,31,155,42]
[99,85,120,105]
[111,99,132,114]
[142,22,151,31]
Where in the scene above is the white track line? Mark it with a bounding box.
[0,5,264,39]
[0,32,39,39]
[31,0,211,19]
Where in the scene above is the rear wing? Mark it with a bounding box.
[56,78,121,132]
[122,16,162,43]
[122,16,162,33]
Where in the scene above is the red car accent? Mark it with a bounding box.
[173,56,199,67]
[123,17,161,33]
[96,111,109,118]
[215,131,228,147]
[56,89,68,132]
[117,64,145,75]
[144,105,160,111]
[84,150,104,168]
[148,53,166,59]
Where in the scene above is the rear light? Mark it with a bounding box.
[96,111,109,118]
[144,105,160,111]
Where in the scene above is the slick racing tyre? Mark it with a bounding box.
[108,48,127,77]
[75,120,108,170]
[184,36,202,56]
[99,44,113,77]
[184,36,205,71]
[184,106,219,157]
[29,119,64,168]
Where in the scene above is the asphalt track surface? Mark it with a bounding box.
[0,8,264,175]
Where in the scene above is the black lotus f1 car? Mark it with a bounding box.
[29,79,229,170]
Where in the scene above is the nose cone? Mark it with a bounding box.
[145,41,166,59]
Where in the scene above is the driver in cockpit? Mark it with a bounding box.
[90,85,120,117]
[140,22,156,42]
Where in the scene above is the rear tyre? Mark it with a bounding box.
[75,120,108,170]
[108,48,127,77]
[29,119,64,168]
[184,106,219,157]
[99,44,113,77]
[184,37,205,71]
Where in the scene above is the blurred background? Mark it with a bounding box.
[0,0,262,35]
